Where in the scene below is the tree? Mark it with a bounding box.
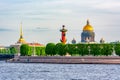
[99,44,113,56]
[10,47,17,54]
[45,43,56,56]
[104,44,113,56]
[89,44,101,56]
[20,44,31,56]
[67,44,78,56]
[115,44,120,56]
[40,47,46,56]
[35,47,46,56]
[54,43,66,56]
[77,44,89,56]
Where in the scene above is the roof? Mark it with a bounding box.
[83,20,94,31]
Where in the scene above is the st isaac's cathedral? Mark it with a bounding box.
[81,20,95,43]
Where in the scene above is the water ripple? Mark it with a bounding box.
[0,61,120,80]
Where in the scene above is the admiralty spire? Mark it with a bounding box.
[17,22,26,44]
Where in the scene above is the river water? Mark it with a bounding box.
[0,61,120,80]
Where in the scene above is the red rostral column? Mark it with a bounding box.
[60,25,67,44]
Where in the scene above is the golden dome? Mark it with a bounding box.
[83,20,94,31]
[17,38,26,44]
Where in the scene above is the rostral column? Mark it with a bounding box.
[60,25,67,44]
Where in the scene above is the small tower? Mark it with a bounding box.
[100,38,105,43]
[17,22,26,44]
[71,38,76,44]
[60,25,67,44]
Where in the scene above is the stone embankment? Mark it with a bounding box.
[0,54,14,60]
[7,56,120,64]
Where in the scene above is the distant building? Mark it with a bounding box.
[100,38,105,43]
[10,23,44,55]
[10,23,26,54]
[71,38,76,44]
[28,42,44,47]
[81,20,95,43]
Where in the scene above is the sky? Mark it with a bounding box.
[0,0,120,46]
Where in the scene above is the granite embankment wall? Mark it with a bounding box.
[8,56,120,64]
[0,54,14,60]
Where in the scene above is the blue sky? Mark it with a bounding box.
[0,0,120,46]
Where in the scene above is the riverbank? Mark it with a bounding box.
[0,54,14,60]
[7,56,120,64]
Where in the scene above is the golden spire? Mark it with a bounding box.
[87,19,89,25]
[20,22,23,38]
[17,22,26,44]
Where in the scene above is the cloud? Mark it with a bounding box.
[0,0,75,19]
[0,0,120,45]
[0,0,120,28]
[0,28,13,31]
[92,0,120,13]
[1,0,120,14]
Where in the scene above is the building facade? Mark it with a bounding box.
[81,20,95,43]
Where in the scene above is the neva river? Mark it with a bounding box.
[0,61,120,80]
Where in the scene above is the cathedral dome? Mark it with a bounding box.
[83,20,94,31]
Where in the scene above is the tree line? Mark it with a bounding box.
[45,43,115,56]
[0,47,17,54]
[15,43,120,56]
[20,44,45,56]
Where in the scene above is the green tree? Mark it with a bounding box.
[20,44,32,56]
[100,44,113,56]
[40,47,46,56]
[54,43,66,56]
[45,43,56,56]
[67,44,78,56]
[105,44,113,56]
[89,44,101,56]
[115,44,120,56]
[35,47,46,56]
[77,44,89,56]
[10,47,17,54]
